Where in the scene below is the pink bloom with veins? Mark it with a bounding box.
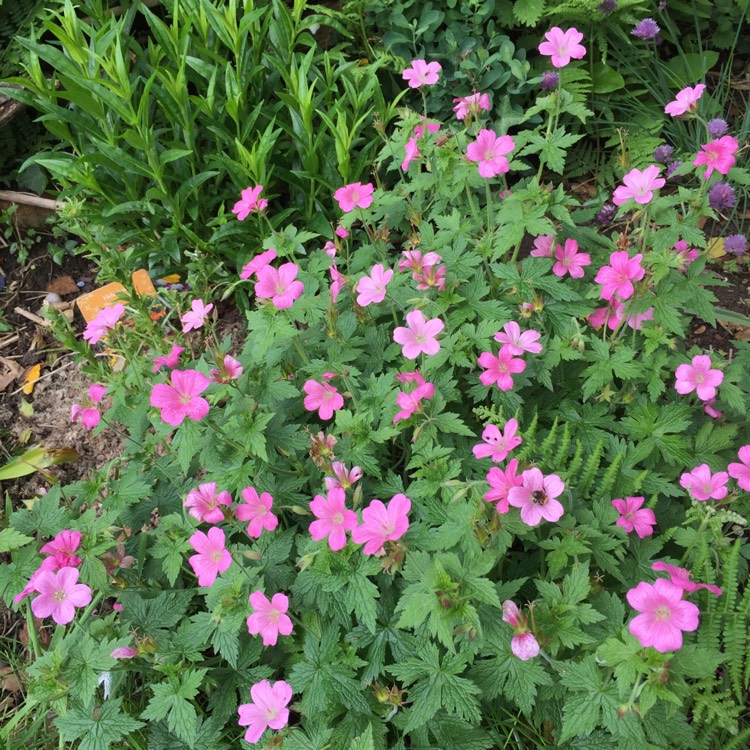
[402,59,442,88]
[703,398,724,420]
[335,225,349,239]
[466,129,515,178]
[329,263,346,302]
[14,558,58,605]
[478,347,526,391]
[679,464,729,501]
[152,345,184,373]
[538,27,586,68]
[453,92,491,120]
[588,299,653,330]
[255,263,304,309]
[83,303,125,345]
[507,468,565,526]
[237,680,292,744]
[502,600,540,661]
[673,240,700,271]
[728,445,750,491]
[351,494,411,555]
[674,355,723,401]
[393,310,445,359]
[414,120,440,138]
[612,496,656,538]
[323,241,337,258]
[181,299,214,333]
[88,384,106,403]
[484,459,523,514]
[71,403,100,429]
[664,84,706,117]
[393,381,435,424]
[210,354,243,383]
[493,322,542,355]
[303,379,344,420]
[612,165,665,206]
[40,530,83,568]
[402,137,420,171]
[399,250,441,274]
[240,248,277,279]
[188,527,232,587]
[236,487,278,538]
[627,578,699,652]
[652,561,723,596]
[693,136,739,179]
[309,487,358,550]
[247,591,293,646]
[553,238,591,278]
[150,369,210,426]
[184,482,232,524]
[473,419,522,462]
[325,462,363,492]
[31,567,92,625]
[334,182,374,212]
[232,185,267,220]
[111,646,138,659]
[594,251,645,301]
[356,264,394,306]
[530,234,555,258]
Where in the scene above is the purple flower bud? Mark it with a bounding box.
[598,0,617,13]
[653,144,674,164]
[724,234,747,255]
[540,72,560,91]
[632,18,660,40]
[707,118,728,138]
[596,203,618,225]
[708,182,735,211]
[666,161,683,178]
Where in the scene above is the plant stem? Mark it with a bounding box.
[25,600,42,659]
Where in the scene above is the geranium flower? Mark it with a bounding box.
[612,496,656,538]
[594,251,645,301]
[651,561,723,596]
[210,354,243,384]
[674,355,723,401]
[324,462,363,492]
[14,558,58,605]
[507,468,565,526]
[188,527,232,587]
[30,567,92,625]
[356,264,394,306]
[40,530,83,568]
[111,646,138,659]
[240,248,277,279]
[181,299,214,333]
[71,403,101,429]
[246,591,293,646]
[150,369,210,426]
[612,166,665,206]
[401,137,420,171]
[236,487,278,538]
[255,263,304,309]
[232,185,267,219]
[493,322,542,355]
[393,381,435,424]
[473,419,522,462]
[151,345,184,373]
[478,348,526,391]
[329,263,346,302]
[679,464,729,502]
[673,240,700,271]
[393,310,445,359]
[728,445,750,491]
[530,234,555,258]
[452,92,491,120]
[484,460,523,514]
[82,303,125,345]
[402,59,442,88]
[538,27,586,68]
[303,379,344,420]
[627,578,699,652]
[552,239,591,278]
[351,494,411,555]
[502,600,540,661]
[414,120,440,138]
[664,84,706,117]
[334,182,374,212]
[693,136,739,179]
[466,129,515,178]
[184,482,232,524]
[309,487,358,551]
[237,680,292,744]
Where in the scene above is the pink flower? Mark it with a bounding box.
[673,240,699,271]
[82,303,125,345]
[466,129,515,178]
[110,646,138,659]
[484,460,523,514]
[40,530,83,568]
[530,234,555,258]
[237,680,292,744]
[453,92,491,120]
[356,264,394,306]
[478,348,526,391]
[303,379,344,420]
[393,310,445,359]
[232,185,267,220]
[612,165,665,206]
[627,578,700,652]
[236,486,278,538]
[323,241,337,258]
[335,225,349,239]
[255,263,304,309]
[334,182,375,212]
[188,527,232,587]
[329,264,346,302]
[552,239,591,278]
[538,27,586,68]
[88,384,106,403]
[402,59,442,88]
[674,355,723,401]
[493,322,543,355]
[351,494,411,555]
[502,600,540,661]
[210,354,243,383]
[324,462,363,492]
[150,369,210,426]
[151,345,184,373]
[728,445,750,491]
[693,136,739,179]
[401,137,420,171]
[612,496,656,538]
[185,482,232,524]
[247,591,293,646]
[309,487,358,551]
[30,567,92,625]
[679,464,729,501]
[414,120,440,138]
[181,299,214,333]
[664,84,706,117]
[240,248,277,279]
[14,558,58,605]
[71,403,100,429]
[651,561,723,597]
[112,602,123,611]
[393,381,435,424]
[507,468,565,526]
[473,419,522,462]
[594,251,645,301]
[588,299,653,330]
[399,250,440,274]
[703,398,724,420]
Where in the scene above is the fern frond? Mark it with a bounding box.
[577,441,604,497]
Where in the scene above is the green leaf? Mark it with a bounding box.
[56,699,144,750]
[0,528,35,553]
[591,63,625,94]
[350,724,375,750]
[140,670,207,746]
[513,0,546,26]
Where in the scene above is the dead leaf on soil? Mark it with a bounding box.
[21,363,41,394]
[0,356,23,392]
[46,275,78,296]
[707,237,726,258]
